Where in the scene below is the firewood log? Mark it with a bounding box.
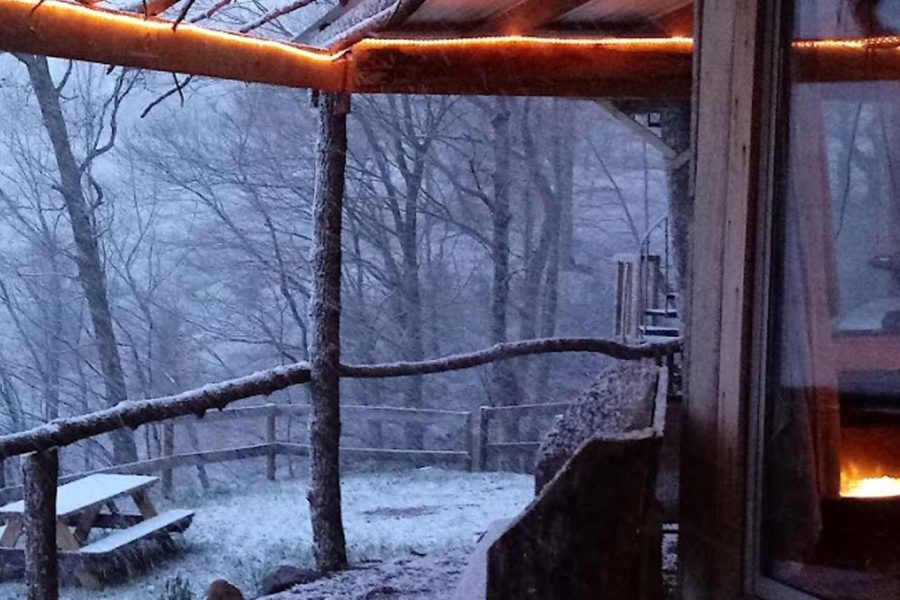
[206,579,245,600]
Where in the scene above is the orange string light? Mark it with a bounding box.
[2,0,339,62]
[355,35,695,51]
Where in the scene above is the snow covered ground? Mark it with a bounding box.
[0,468,532,600]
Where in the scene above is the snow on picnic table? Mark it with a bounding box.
[0,468,532,599]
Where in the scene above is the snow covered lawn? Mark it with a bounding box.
[0,468,532,599]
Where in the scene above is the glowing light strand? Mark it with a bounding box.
[355,35,695,50]
[2,0,341,64]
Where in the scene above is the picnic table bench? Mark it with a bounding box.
[0,474,193,587]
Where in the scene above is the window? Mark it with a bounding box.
[758,1,900,597]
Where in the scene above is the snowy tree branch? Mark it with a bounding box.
[0,337,680,458]
[341,337,681,379]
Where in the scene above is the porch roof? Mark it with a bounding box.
[297,0,693,49]
[0,0,892,99]
[0,0,694,98]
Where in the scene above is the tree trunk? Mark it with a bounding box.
[660,102,692,298]
[307,91,349,573]
[20,54,137,464]
[24,450,58,600]
[400,164,425,450]
[489,100,522,442]
[554,99,576,270]
[517,108,558,402]
[535,235,561,404]
[534,116,569,403]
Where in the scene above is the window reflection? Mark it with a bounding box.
[762,1,900,597]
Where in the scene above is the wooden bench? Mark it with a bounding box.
[0,474,194,587]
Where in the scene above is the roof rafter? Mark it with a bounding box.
[477,0,595,36]
[652,3,693,37]
[296,0,427,50]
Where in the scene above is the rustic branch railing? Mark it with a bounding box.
[0,337,679,459]
[0,403,475,502]
[0,401,578,501]
[0,336,680,599]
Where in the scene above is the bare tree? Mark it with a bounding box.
[16,54,138,464]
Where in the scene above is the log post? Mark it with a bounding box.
[24,449,58,600]
[475,407,490,472]
[266,410,277,481]
[307,91,350,573]
[161,422,174,498]
[466,411,476,472]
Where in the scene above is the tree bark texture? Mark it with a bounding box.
[24,450,58,600]
[20,54,138,464]
[307,91,349,573]
[660,102,692,298]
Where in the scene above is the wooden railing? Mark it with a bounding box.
[0,336,680,599]
[0,400,582,502]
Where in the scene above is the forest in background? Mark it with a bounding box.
[0,52,670,478]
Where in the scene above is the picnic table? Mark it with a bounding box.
[0,474,194,587]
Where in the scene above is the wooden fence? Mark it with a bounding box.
[0,401,575,503]
[0,336,679,599]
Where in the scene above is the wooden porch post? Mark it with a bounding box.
[307,91,350,573]
[682,0,777,597]
[266,409,277,481]
[24,449,58,600]
[161,422,174,498]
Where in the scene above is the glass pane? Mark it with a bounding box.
[761,1,900,597]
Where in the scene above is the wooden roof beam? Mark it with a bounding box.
[478,0,595,36]
[348,37,694,98]
[653,3,694,37]
[0,0,347,90]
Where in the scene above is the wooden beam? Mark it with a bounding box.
[349,37,694,99]
[0,0,346,91]
[653,3,693,37]
[478,0,594,36]
[594,100,679,159]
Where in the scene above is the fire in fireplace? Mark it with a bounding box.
[841,469,900,498]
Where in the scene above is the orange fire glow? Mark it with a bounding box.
[841,465,900,498]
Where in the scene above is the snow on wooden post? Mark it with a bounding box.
[23,449,58,600]
[266,410,277,481]
[307,91,350,573]
[161,422,174,498]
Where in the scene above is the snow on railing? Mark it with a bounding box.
[0,337,680,460]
